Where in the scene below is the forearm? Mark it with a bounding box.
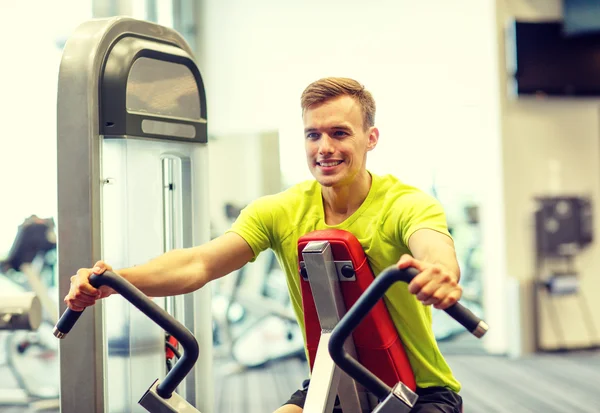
[419,242,461,283]
[118,248,206,297]
[408,230,461,283]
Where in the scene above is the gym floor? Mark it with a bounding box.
[1,337,599,412]
[214,342,600,413]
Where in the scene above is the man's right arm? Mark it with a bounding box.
[65,232,255,311]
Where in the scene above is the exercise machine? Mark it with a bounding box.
[0,216,60,410]
[54,229,487,413]
[211,203,305,368]
[1,215,58,324]
[48,263,289,412]
[55,271,202,413]
[0,292,58,410]
[0,293,42,331]
[328,266,483,412]
[213,249,305,369]
[299,229,488,412]
[432,204,484,342]
[533,196,597,351]
[56,16,212,413]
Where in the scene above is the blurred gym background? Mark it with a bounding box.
[1,0,599,412]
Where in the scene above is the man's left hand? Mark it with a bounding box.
[397,254,462,310]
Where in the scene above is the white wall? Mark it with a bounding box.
[207,131,280,236]
[0,1,92,254]
[202,0,499,188]
[497,0,600,350]
[201,0,508,352]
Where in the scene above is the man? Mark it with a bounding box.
[65,77,464,412]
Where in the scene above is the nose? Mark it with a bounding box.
[318,134,334,155]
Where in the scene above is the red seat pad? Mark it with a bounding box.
[298,229,416,391]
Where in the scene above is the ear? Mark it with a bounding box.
[366,127,379,152]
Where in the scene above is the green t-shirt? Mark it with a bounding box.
[227,172,461,392]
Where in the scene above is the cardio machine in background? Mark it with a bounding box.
[210,202,305,369]
[0,215,60,410]
[432,203,485,344]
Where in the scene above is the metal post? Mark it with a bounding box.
[301,241,370,413]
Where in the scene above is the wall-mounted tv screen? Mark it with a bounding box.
[507,20,600,97]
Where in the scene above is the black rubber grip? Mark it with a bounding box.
[328,266,488,400]
[55,305,85,335]
[444,302,482,333]
[54,270,199,399]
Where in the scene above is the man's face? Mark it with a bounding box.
[303,95,378,188]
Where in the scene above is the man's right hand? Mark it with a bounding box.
[64,261,116,311]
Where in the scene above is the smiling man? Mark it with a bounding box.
[65,77,464,413]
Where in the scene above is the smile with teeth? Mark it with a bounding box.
[317,160,343,167]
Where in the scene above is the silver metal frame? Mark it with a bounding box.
[300,241,371,413]
[57,17,212,413]
[372,382,417,413]
[139,379,202,413]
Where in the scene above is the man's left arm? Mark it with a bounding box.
[397,228,462,310]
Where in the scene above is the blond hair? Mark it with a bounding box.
[300,77,376,130]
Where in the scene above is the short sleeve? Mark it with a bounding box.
[225,198,273,261]
[398,192,452,247]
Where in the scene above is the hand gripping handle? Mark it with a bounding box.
[54,270,199,399]
[328,266,488,399]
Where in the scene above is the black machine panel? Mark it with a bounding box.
[535,196,593,257]
[101,35,208,143]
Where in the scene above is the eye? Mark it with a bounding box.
[306,132,320,140]
[333,130,349,137]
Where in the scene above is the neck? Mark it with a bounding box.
[322,170,372,224]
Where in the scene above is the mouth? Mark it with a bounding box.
[316,160,343,168]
